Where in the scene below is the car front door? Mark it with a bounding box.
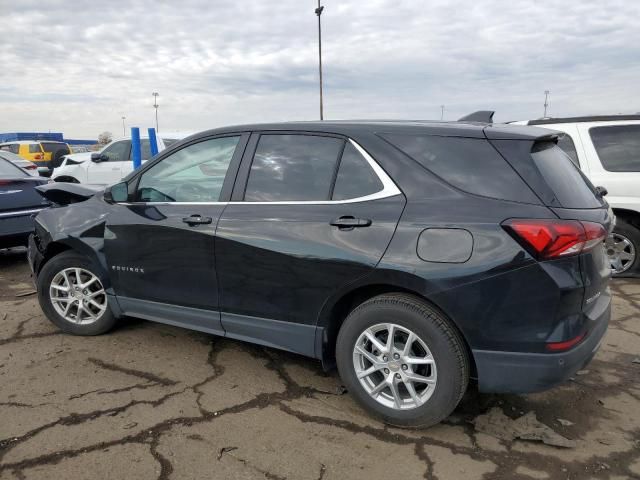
[215,132,406,356]
[89,140,131,185]
[104,134,248,335]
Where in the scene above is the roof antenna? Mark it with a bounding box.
[458,111,495,123]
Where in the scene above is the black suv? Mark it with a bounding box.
[28,121,612,428]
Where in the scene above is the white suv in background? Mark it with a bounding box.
[51,133,189,186]
[513,115,640,276]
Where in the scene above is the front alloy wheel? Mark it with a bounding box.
[49,267,107,324]
[37,251,117,335]
[353,323,437,410]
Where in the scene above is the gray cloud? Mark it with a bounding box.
[0,0,638,138]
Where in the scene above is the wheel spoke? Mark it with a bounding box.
[62,271,72,289]
[619,251,633,261]
[355,345,381,366]
[81,276,98,289]
[357,365,381,379]
[51,296,72,302]
[385,324,395,351]
[364,330,386,353]
[405,371,435,384]
[51,284,69,292]
[402,332,415,356]
[89,299,104,311]
[63,300,74,316]
[369,380,388,397]
[74,268,82,285]
[404,356,434,365]
[89,289,106,299]
[404,380,421,406]
[388,380,402,409]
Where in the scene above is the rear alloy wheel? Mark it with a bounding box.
[353,323,437,410]
[607,218,640,276]
[38,251,117,335]
[337,293,469,428]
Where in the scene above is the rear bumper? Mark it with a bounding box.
[473,300,610,393]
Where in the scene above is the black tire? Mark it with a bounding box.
[609,218,640,277]
[37,251,117,335]
[336,293,469,428]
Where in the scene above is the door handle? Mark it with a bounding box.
[330,216,372,229]
[182,214,213,226]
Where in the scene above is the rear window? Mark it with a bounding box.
[590,125,640,172]
[556,133,580,167]
[41,142,70,154]
[0,158,27,177]
[380,134,539,203]
[530,142,602,209]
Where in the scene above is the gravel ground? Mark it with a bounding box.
[1,247,639,480]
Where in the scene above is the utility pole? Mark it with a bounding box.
[543,90,550,118]
[315,1,324,120]
[152,92,159,132]
[121,116,126,137]
[440,105,445,120]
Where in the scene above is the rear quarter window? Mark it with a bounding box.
[380,134,539,203]
[590,125,640,172]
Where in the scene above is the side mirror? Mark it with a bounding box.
[37,167,51,177]
[91,153,108,163]
[104,182,128,203]
[595,186,608,197]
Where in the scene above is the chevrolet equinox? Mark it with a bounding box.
[28,120,612,428]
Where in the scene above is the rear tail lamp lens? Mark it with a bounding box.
[502,219,607,260]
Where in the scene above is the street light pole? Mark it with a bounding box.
[121,116,126,136]
[315,1,324,120]
[543,90,550,118]
[152,92,159,132]
[440,105,445,120]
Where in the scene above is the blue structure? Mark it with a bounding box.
[148,128,159,156]
[131,127,142,170]
[0,132,96,145]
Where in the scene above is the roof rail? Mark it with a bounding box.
[528,114,640,125]
[458,111,495,123]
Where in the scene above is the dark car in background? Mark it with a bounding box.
[28,120,612,427]
[0,157,49,249]
[0,150,40,175]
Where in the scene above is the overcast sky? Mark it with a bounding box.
[1,0,638,139]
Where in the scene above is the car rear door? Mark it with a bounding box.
[215,132,406,356]
[104,133,248,335]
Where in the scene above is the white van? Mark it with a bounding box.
[513,115,640,276]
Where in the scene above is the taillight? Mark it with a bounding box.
[502,219,607,260]
[34,154,42,160]
[546,332,586,352]
[26,164,37,170]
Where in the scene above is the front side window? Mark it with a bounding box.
[556,133,580,167]
[590,125,640,172]
[28,144,42,154]
[101,141,131,162]
[244,134,343,201]
[136,136,240,203]
[332,143,383,200]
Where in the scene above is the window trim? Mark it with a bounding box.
[122,136,400,206]
[237,137,401,205]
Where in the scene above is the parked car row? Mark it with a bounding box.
[27,119,612,428]
[0,140,71,169]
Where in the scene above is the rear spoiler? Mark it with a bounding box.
[458,111,495,123]
[35,183,104,205]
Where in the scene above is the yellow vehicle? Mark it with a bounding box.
[0,141,72,167]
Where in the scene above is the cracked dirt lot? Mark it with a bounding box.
[1,248,639,480]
